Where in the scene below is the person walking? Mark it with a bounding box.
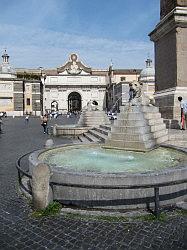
[41,114,48,134]
[0,117,3,134]
[25,115,29,124]
[178,96,187,130]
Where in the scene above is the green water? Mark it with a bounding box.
[39,145,187,173]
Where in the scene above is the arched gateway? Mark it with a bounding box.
[68,92,81,112]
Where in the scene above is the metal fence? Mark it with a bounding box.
[16,152,187,217]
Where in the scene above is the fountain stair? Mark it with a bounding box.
[167,129,187,147]
[78,125,111,143]
[105,105,169,151]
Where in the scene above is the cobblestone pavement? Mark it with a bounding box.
[0,117,186,250]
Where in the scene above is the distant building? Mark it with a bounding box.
[43,53,107,113]
[0,49,42,116]
[0,50,148,116]
[139,58,155,97]
[107,67,141,112]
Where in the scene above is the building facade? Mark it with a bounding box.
[0,50,42,116]
[107,67,141,111]
[43,53,107,113]
[1,50,154,116]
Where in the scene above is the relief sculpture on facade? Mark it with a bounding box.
[67,54,82,75]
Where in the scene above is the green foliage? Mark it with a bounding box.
[133,212,168,222]
[64,213,128,222]
[32,201,62,218]
[176,209,187,216]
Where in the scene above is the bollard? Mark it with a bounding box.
[45,139,54,148]
[31,163,53,210]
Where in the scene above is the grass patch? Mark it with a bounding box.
[133,212,168,222]
[63,212,128,222]
[175,209,187,216]
[32,201,62,218]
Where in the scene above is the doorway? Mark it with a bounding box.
[68,92,81,112]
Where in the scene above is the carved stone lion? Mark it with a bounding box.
[129,81,155,106]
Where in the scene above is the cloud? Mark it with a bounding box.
[0,23,153,69]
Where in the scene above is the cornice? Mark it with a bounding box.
[149,7,187,41]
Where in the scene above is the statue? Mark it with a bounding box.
[67,61,82,75]
[86,100,98,111]
[129,81,155,106]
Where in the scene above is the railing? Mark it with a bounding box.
[16,152,187,217]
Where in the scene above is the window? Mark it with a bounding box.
[26,98,30,106]
[121,77,126,81]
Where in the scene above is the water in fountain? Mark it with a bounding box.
[39,145,187,173]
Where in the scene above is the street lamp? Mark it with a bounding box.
[38,67,45,115]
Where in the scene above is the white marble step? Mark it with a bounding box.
[78,135,90,143]
[83,132,100,142]
[89,129,108,141]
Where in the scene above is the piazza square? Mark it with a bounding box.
[0,1,187,250]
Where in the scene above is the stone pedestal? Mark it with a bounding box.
[149,2,187,128]
[105,104,168,152]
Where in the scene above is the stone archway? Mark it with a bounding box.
[68,92,82,112]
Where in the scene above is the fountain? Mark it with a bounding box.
[28,82,187,210]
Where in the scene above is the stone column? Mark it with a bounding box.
[31,163,53,210]
[149,0,187,128]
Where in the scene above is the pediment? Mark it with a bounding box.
[57,53,92,75]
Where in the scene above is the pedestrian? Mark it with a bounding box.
[129,83,136,102]
[41,114,48,134]
[25,115,29,124]
[0,117,3,134]
[178,96,187,130]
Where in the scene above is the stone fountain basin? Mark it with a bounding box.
[29,144,187,209]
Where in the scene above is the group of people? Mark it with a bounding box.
[7,96,187,134]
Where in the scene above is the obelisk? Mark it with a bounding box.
[149,0,187,128]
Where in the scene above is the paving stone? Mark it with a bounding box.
[0,117,186,250]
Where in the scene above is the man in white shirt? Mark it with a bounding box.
[178,96,187,130]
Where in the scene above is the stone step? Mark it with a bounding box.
[105,139,155,150]
[147,117,164,126]
[79,121,110,127]
[99,124,111,131]
[78,135,90,143]
[144,112,161,119]
[119,105,159,113]
[118,112,145,120]
[83,132,100,142]
[94,127,110,136]
[115,119,148,127]
[111,125,151,134]
[141,106,159,113]
[153,129,168,139]
[168,133,187,140]
[89,129,108,142]
[150,123,167,132]
[167,141,187,147]
[110,132,153,141]
[155,134,169,144]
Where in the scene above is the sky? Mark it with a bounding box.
[0,0,159,70]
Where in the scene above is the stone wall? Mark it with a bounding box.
[155,29,177,91]
[177,27,187,87]
[160,0,187,19]
[14,93,23,111]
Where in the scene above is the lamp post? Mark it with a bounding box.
[39,67,45,115]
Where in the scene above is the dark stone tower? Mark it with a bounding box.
[149,0,187,128]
